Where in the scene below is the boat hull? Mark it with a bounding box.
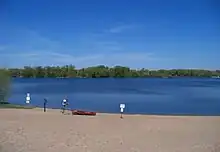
[71,110,96,116]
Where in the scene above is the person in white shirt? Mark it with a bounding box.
[26,93,30,104]
[61,98,68,114]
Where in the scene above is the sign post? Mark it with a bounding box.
[120,103,125,118]
[26,93,30,104]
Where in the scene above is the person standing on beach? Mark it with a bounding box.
[43,98,48,112]
[61,97,69,114]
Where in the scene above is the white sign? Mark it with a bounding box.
[120,103,125,113]
[26,93,31,104]
[120,104,125,109]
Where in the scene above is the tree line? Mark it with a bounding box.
[0,69,10,102]
[1,65,219,78]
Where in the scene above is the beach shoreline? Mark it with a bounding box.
[0,108,220,152]
[34,106,220,116]
[2,102,220,117]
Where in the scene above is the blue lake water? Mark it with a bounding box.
[8,78,220,116]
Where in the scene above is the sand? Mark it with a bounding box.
[0,108,220,152]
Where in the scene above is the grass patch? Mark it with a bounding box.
[0,101,35,109]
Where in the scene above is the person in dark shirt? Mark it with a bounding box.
[43,98,48,112]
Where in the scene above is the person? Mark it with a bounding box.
[26,93,30,104]
[119,103,125,119]
[120,107,123,118]
[43,98,48,112]
[61,97,69,114]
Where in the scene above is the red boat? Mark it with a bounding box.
[71,110,96,116]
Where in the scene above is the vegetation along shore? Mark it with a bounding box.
[1,65,220,78]
[0,101,35,109]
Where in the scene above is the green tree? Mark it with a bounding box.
[0,69,11,102]
[4,65,220,78]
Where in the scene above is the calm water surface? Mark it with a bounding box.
[9,78,220,115]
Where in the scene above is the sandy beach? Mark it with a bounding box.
[0,108,220,152]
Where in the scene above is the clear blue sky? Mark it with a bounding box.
[0,0,219,69]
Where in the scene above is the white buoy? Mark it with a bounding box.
[26,93,31,104]
[120,103,125,118]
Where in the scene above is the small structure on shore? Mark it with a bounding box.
[120,103,125,118]
[26,93,31,104]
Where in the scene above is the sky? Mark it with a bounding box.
[0,0,219,69]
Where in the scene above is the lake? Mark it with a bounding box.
[8,78,220,116]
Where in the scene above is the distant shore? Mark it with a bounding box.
[2,65,220,78]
